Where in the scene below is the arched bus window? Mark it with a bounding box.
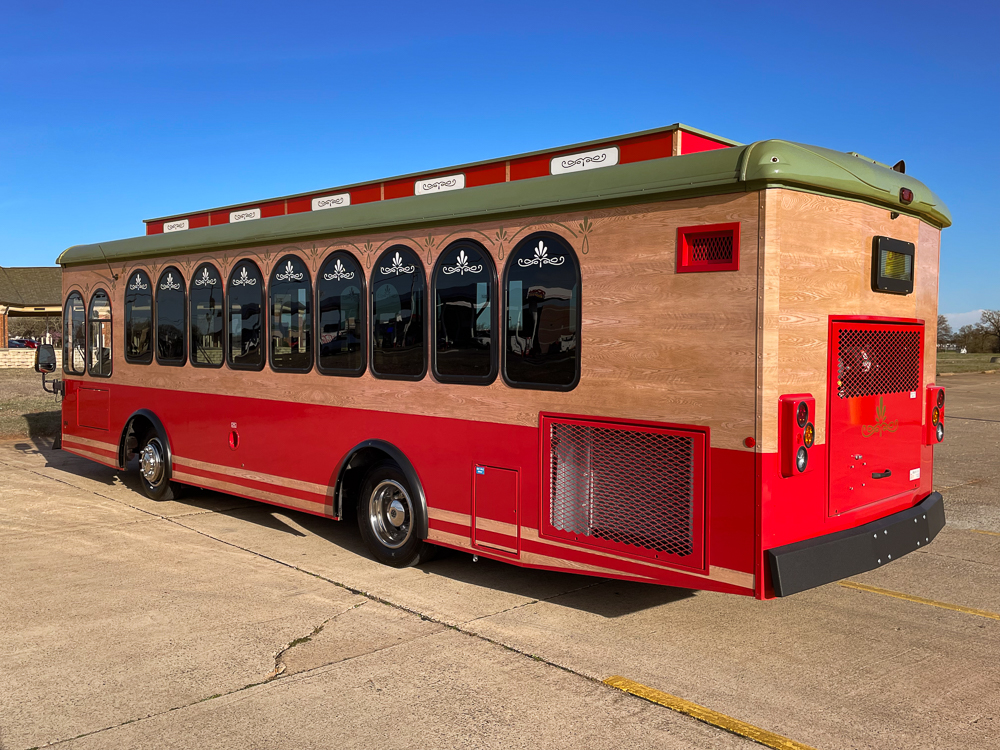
[190,263,224,368]
[317,250,365,376]
[87,290,113,377]
[156,266,186,366]
[370,246,425,380]
[227,260,265,371]
[503,232,581,391]
[63,292,86,375]
[124,270,152,364]
[269,254,312,372]
[432,240,496,384]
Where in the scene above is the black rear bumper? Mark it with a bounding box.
[768,492,945,597]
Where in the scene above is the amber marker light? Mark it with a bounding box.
[931,407,940,426]
[803,422,815,448]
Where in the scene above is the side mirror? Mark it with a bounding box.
[35,344,57,374]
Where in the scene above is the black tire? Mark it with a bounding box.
[357,461,434,567]
[137,427,182,501]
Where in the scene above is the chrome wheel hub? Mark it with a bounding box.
[369,480,412,549]
[140,440,165,487]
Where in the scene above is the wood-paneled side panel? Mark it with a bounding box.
[916,221,941,388]
[60,192,761,450]
[759,189,937,453]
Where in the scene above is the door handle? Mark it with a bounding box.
[872,469,892,479]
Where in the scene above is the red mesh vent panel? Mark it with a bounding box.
[544,418,706,566]
[690,233,734,264]
[677,223,740,273]
[836,327,921,399]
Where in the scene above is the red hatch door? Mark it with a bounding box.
[828,320,924,516]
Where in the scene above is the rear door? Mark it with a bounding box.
[827,319,924,516]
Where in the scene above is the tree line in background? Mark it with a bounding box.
[938,311,1000,353]
[8,315,61,344]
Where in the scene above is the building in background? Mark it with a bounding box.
[0,267,62,345]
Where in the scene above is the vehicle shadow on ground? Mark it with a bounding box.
[22,436,696,618]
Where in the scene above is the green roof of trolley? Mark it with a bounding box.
[59,140,950,267]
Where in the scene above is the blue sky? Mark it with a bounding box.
[1,1,996,315]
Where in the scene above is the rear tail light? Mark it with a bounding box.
[925,385,945,444]
[780,394,815,477]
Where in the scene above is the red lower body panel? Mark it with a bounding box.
[60,380,758,595]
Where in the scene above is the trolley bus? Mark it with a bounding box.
[42,123,951,598]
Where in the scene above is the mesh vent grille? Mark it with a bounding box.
[837,327,921,399]
[690,233,734,264]
[549,422,695,557]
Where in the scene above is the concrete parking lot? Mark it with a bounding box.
[1,372,998,750]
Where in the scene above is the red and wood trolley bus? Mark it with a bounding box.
[47,123,951,598]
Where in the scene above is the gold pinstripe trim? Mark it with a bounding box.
[474,517,518,537]
[63,445,117,468]
[172,455,333,497]
[428,508,472,526]
[63,434,118,452]
[172,470,329,513]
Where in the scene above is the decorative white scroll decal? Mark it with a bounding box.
[550,146,619,175]
[275,260,304,282]
[442,249,483,276]
[312,193,351,211]
[194,268,218,287]
[415,173,465,196]
[159,273,181,291]
[517,241,565,268]
[380,252,415,276]
[323,259,355,281]
[230,208,261,223]
[128,274,148,291]
[164,219,189,233]
[231,267,257,286]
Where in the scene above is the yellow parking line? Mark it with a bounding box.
[604,676,818,750]
[971,529,1000,537]
[839,581,1000,621]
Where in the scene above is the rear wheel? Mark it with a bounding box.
[138,428,181,501]
[357,462,433,567]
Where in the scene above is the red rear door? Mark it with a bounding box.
[827,319,924,516]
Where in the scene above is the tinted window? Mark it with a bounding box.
[269,255,312,372]
[63,292,86,375]
[317,251,365,375]
[156,266,186,365]
[504,233,580,390]
[228,261,265,370]
[87,290,112,377]
[433,241,496,383]
[190,263,224,367]
[124,271,152,364]
[371,246,425,380]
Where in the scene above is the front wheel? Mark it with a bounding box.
[137,428,182,501]
[357,462,433,567]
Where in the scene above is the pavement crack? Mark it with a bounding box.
[266,602,367,680]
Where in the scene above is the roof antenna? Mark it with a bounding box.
[891,160,906,174]
[97,244,119,287]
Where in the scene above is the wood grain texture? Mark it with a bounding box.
[758,189,939,452]
[62,193,763,450]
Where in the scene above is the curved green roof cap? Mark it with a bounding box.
[58,140,950,267]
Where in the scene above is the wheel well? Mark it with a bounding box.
[118,410,167,471]
[335,441,428,538]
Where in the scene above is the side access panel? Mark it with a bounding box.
[473,465,519,555]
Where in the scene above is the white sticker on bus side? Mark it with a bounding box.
[415,174,465,196]
[312,193,351,211]
[910,468,920,481]
[550,146,620,175]
[230,208,261,223]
